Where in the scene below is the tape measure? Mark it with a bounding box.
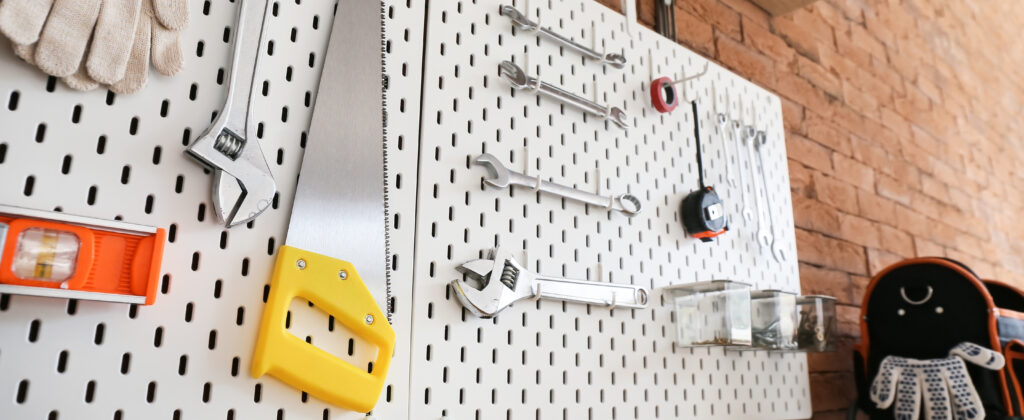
[681,101,728,242]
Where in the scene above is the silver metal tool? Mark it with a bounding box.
[744,126,772,249]
[451,248,650,318]
[186,0,276,227]
[474,153,642,216]
[731,121,754,224]
[498,61,630,129]
[717,113,737,189]
[754,131,788,263]
[500,5,626,69]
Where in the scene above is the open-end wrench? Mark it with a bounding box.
[185,0,276,227]
[731,121,754,224]
[474,153,642,216]
[717,114,738,189]
[498,61,630,129]
[451,248,649,318]
[500,5,626,69]
[754,131,788,263]
[743,126,772,249]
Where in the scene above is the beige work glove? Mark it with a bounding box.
[0,0,188,93]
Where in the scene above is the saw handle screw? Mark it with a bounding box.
[338,270,348,280]
[296,259,307,270]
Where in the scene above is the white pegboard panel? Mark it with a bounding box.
[404,1,807,419]
[0,1,810,420]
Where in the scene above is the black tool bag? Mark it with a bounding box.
[853,257,1024,419]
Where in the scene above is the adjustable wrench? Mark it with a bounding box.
[474,153,642,216]
[186,0,276,227]
[731,121,755,224]
[451,248,650,318]
[754,131,788,263]
[743,126,772,249]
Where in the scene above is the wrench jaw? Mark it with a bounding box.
[452,249,536,318]
[474,153,512,188]
[187,129,277,228]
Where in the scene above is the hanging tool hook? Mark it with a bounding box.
[650,62,710,113]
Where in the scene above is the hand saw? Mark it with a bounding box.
[250,0,394,413]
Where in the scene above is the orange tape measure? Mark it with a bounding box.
[0,205,166,305]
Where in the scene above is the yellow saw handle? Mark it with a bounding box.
[251,245,394,412]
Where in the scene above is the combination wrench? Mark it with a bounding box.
[452,248,649,318]
[500,5,626,69]
[474,153,642,216]
[717,113,738,189]
[743,126,772,249]
[754,131,788,263]
[731,121,755,224]
[498,61,630,129]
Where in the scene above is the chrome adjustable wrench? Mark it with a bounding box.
[186,0,276,227]
[451,248,650,318]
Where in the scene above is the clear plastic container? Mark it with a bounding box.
[749,290,799,351]
[664,280,752,347]
[796,295,838,352]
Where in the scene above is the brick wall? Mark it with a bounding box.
[597,0,1024,418]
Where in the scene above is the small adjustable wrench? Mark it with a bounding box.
[451,248,650,318]
[186,0,276,227]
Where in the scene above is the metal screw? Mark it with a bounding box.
[338,270,348,280]
[364,314,374,325]
[296,259,307,270]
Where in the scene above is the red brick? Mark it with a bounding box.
[805,113,852,155]
[797,55,842,99]
[800,262,853,304]
[832,153,875,191]
[787,133,832,172]
[676,0,742,40]
[876,175,912,206]
[810,372,858,412]
[781,96,804,134]
[793,194,841,234]
[797,228,868,275]
[866,247,903,275]
[813,172,859,214]
[837,212,880,248]
[849,23,886,61]
[716,33,775,88]
[777,71,829,115]
[743,15,794,64]
[771,15,823,62]
[789,160,814,197]
[894,205,931,238]
[878,225,914,257]
[673,9,715,57]
[857,189,895,223]
[914,236,944,257]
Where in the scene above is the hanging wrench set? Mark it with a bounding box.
[0,0,826,418]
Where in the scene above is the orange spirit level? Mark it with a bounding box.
[0,205,166,305]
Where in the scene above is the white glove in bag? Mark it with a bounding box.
[870,342,1005,420]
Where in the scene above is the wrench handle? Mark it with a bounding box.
[220,0,272,136]
[533,276,649,309]
[534,78,610,119]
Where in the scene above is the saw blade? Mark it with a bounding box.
[284,0,391,322]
